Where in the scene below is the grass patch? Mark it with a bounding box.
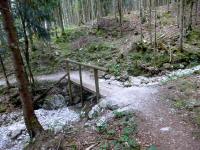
[0,103,6,113]
[186,28,200,46]
[67,43,118,67]
[97,112,139,150]
[164,76,200,128]
[173,100,187,109]
[54,27,87,43]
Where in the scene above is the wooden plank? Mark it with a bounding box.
[66,62,73,104]
[94,69,100,102]
[79,65,84,106]
[66,59,108,72]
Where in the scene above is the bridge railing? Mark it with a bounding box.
[66,59,108,106]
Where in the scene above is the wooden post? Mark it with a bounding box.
[79,65,84,106]
[66,62,73,104]
[94,69,100,103]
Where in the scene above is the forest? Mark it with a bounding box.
[0,0,200,149]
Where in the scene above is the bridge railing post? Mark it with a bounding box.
[66,62,73,104]
[79,64,84,106]
[94,68,100,103]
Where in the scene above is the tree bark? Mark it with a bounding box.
[0,54,10,88]
[140,0,143,43]
[149,0,153,46]
[177,0,180,28]
[20,14,35,86]
[58,1,65,35]
[195,0,198,25]
[0,0,43,138]
[179,0,184,51]
[154,0,157,50]
[117,0,123,36]
[189,0,194,30]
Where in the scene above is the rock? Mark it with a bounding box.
[9,129,24,140]
[43,94,67,110]
[104,74,111,80]
[117,74,129,82]
[123,81,132,87]
[73,97,81,104]
[110,76,115,80]
[141,79,149,84]
[96,117,107,127]
[163,63,172,69]
[160,127,171,132]
[134,31,139,35]
[186,99,200,110]
[88,105,103,119]
[179,64,185,69]
[107,103,119,111]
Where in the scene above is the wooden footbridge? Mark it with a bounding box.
[65,59,109,105]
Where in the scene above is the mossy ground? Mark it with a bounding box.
[24,111,141,150]
[162,74,200,130]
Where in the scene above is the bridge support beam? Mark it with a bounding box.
[66,62,73,104]
[94,69,100,103]
[79,65,83,106]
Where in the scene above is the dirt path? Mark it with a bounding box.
[0,70,200,149]
[100,79,200,149]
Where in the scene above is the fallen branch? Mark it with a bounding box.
[193,104,200,108]
[85,142,100,150]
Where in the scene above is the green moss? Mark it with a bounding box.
[98,112,139,150]
[67,43,117,67]
[0,103,6,113]
[186,29,200,46]
[55,27,87,43]
[173,100,187,109]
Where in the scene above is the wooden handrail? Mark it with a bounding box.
[66,59,108,72]
[66,59,108,104]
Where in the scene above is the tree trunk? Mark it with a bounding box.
[167,0,170,13]
[118,0,123,36]
[0,54,10,88]
[140,0,143,43]
[149,0,153,46]
[195,0,198,25]
[0,0,43,138]
[21,15,35,87]
[177,0,180,28]
[189,0,194,30]
[96,0,101,30]
[154,0,157,50]
[58,1,65,35]
[179,0,184,51]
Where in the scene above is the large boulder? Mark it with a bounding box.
[43,94,67,110]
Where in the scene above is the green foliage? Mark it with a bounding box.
[160,12,175,26]
[97,110,139,149]
[108,63,122,76]
[68,43,117,66]
[55,28,86,43]
[113,111,131,119]
[96,123,108,133]
[186,29,200,46]
[107,129,116,136]
[147,145,158,150]
[173,100,187,109]
[0,103,6,113]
